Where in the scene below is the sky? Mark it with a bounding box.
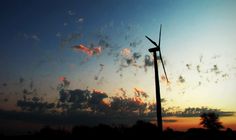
[0,0,236,134]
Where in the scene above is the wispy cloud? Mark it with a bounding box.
[76,17,84,23]
[162,107,235,117]
[72,44,102,56]
[23,33,40,41]
[67,10,76,16]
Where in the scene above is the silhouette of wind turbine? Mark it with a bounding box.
[145,24,169,133]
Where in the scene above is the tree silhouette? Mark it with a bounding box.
[200,112,224,131]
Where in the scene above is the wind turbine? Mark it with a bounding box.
[145,24,169,133]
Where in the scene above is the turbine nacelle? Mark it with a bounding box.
[148,47,160,53]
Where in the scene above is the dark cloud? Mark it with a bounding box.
[56,88,149,117]
[88,90,109,112]
[117,49,143,74]
[129,40,142,48]
[161,98,167,103]
[178,75,185,83]
[144,55,153,72]
[183,55,231,87]
[57,76,70,90]
[211,64,221,74]
[17,97,55,112]
[196,65,200,73]
[163,107,234,117]
[186,64,191,70]
[58,88,110,113]
[119,88,127,98]
[134,88,148,98]
[110,96,147,114]
[133,52,142,60]
[94,64,104,81]
[22,89,35,95]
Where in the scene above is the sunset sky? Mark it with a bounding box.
[0,0,236,133]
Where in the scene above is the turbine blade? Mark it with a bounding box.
[145,36,158,47]
[159,51,169,82]
[159,24,162,46]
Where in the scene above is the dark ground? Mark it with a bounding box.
[1,120,236,140]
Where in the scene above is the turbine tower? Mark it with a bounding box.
[145,24,169,133]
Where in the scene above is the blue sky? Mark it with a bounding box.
[0,0,236,131]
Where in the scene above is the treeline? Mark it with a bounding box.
[1,120,235,140]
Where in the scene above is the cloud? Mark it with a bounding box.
[22,88,36,95]
[88,90,109,112]
[110,96,146,113]
[23,33,40,41]
[31,35,40,41]
[73,44,93,56]
[134,88,149,98]
[196,65,200,73]
[68,10,75,16]
[129,40,142,48]
[178,75,185,83]
[76,17,84,23]
[162,107,234,117]
[56,32,61,37]
[120,48,131,58]
[117,48,143,74]
[58,89,90,110]
[186,64,192,70]
[57,88,110,112]
[144,55,154,72]
[133,52,142,60]
[119,88,127,98]
[95,64,104,81]
[93,46,102,55]
[17,97,55,112]
[211,64,221,74]
[183,55,230,87]
[63,22,68,26]
[72,44,102,57]
[57,76,70,90]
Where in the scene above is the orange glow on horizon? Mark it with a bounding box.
[163,116,236,131]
